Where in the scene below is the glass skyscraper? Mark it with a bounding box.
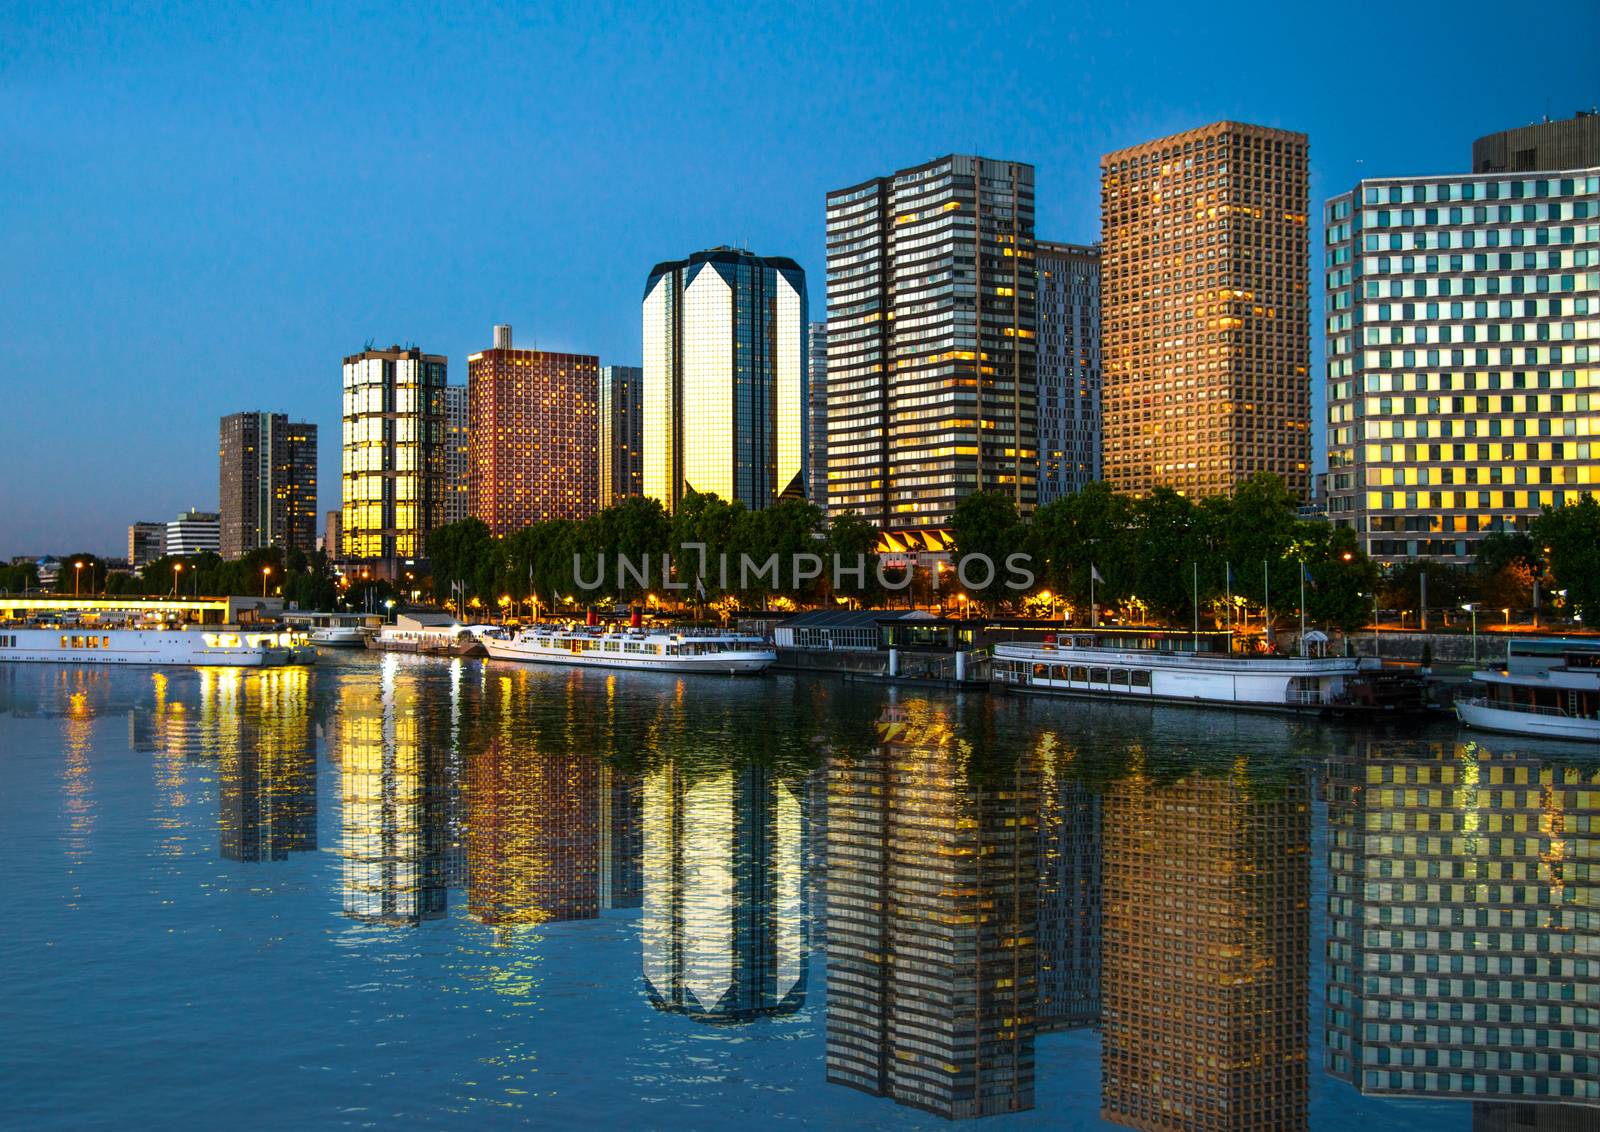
[808,321,828,510]
[1324,167,1600,561]
[641,247,807,513]
[598,364,644,508]
[1036,242,1102,502]
[341,345,447,563]
[218,411,318,559]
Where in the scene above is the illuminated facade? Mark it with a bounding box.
[219,411,318,559]
[1325,739,1600,1108]
[642,247,807,513]
[825,155,1037,529]
[641,758,807,1022]
[443,384,470,526]
[468,327,599,534]
[808,321,828,509]
[1100,766,1310,1131]
[598,364,643,508]
[1323,168,1600,561]
[825,705,1039,1120]
[340,345,448,562]
[1036,242,1102,501]
[1101,122,1311,499]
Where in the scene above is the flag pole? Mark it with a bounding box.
[1263,559,1271,643]
[1299,560,1307,656]
[1192,561,1199,652]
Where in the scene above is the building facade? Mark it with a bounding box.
[443,384,470,526]
[825,155,1037,531]
[1036,242,1102,502]
[468,327,599,535]
[1101,122,1312,500]
[1473,111,1600,174]
[642,247,807,513]
[218,411,318,559]
[166,508,220,556]
[808,321,828,509]
[598,364,644,508]
[341,345,448,563]
[1324,168,1600,561]
[127,522,166,569]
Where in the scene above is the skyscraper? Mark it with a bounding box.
[341,345,447,564]
[218,411,318,559]
[642,247,807,513]
[1101,122,1311,499]
[1036,242,1102,502]
[127,521,166,569]
[598,364,644,508]
[1473,110,1600,173]
[825,705,1040,1120]
[1323,166,1600,561]
[442,384,470,526]
[825,155,1038,531]
[468,325,599,534]
[808,321,828,509]
[1100,765,1310,1131]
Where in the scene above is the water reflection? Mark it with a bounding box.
[1326,737,1600,1115]
[218,669,316,862]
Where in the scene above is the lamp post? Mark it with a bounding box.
[262,566,272,598]
[385,598,396,624]
[74,561,83,598]
[1461,603,1479,667]
[1502,606,1511,629]
[172,562,183,598]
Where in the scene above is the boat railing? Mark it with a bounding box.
[1288,688,1325,706]
[1457,695,1571,718]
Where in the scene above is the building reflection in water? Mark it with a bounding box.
[1037,734,1102,1031]
[1327,737,1600,1116]
[641,755,807,1022]
[1100,756,1311,1132]
[825,701,1040,1120]
[218,668,317,863]
[339,658,450,925]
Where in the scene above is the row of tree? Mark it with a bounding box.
[36,547,343,611]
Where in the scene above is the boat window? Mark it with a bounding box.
[1089,667,1107,683]
[73,635,85,648]
[1070,666,1088,682]
[1032,663,1049,678]
[61,636,69,648]
[103,637,111,648]
[1052,665,1069,681]
[1112,669,1129,685]
[1132,670,1151,687]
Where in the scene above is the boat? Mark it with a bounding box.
[1455,640,1600,743]
[367,612,485,657]
[482,624,777,675]
[0,625,309,667]
[992,632,1367,712]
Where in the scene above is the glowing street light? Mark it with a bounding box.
[261,565,272,598]
[74,560,84,598]
[1461,603,1480,666]
[172,561,183,598]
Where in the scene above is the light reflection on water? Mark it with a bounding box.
[1,652,1597,1130]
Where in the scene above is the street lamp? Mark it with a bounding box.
[262,565,272,598]
[1502,606,1511,628]
[74,560,83,598]
[385,598,396,624]
[172,561,183,598]
[1461,603,1480,667]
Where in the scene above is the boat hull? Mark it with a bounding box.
[308,628,366,647]
[483,637,775,674]
[0,628,290,667]
[1455,698,1600,743]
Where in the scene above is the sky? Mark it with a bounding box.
[2,0,1597,557]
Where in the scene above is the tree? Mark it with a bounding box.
[1533,497,1600,624]
[427,519,500,608]
[824,510,883,606]
[0,561,38,593]
[1027,482,1133,611]
[950,491,1025,611]
[54,553,110,596]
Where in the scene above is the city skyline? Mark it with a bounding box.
[4,2,1597,553]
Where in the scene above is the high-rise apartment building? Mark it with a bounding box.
[641,757,807,1022]
[1100,766,1310,1131]
[166,508,220,556]
[468,326,599,534]
[1101,122,1311,499]
[825,155,1037,531]
[341,345,447,564]
[642,247,807,513]
[808,322,828,509]
[442,385,470,526]
[1325,739,1600,1108]
[1473,111,1600,173]
[598,364,643,508]
[1036,242,1102,502]
[218,411,318,559]
[1324,167,1600,561]
[825,706,1039,1120]
[127,521,166,569]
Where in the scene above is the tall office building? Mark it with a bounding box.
[341,345,447,564]
[1326,739,1600,1109]
[1323,166,1600,561]
[1101,122,1311,499]
[642,247,807,513]
[641,757,807,1022]
[825,706,1039,1120]
[808,321,828,509]
[1100,766,1310,1131]
[127,522,166,569]
[442,385,470,526]
[166,508,220,556]
[598,364,644,508]
[218,411,318,559]
[1036,242,1102,501]
[826,155,1037,531]
[1473,111,1600,173]
[468,326,599,534]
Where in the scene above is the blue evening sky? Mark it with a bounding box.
[2,0,1596,556]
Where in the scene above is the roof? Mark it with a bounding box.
[779,609,935,630]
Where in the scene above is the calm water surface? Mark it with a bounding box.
[3,652,1597,1130]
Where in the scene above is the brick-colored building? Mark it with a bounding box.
[468,324,599,534]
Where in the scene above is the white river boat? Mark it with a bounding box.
[0,625,311,667]
[1456,641,1600,743]
[483,625,776,675]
